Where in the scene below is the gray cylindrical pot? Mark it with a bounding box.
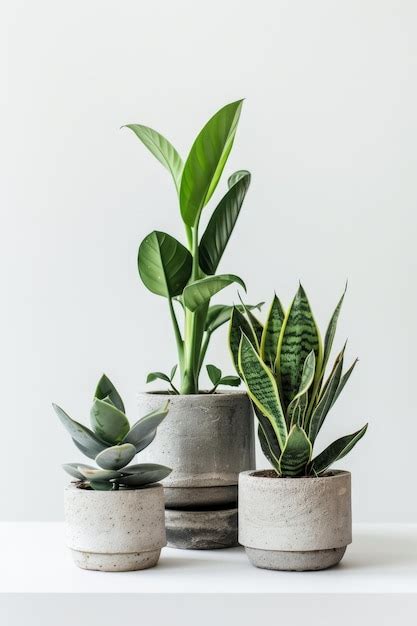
[239,470,352,571]
[138,391,255,508]
[64,483,166,571]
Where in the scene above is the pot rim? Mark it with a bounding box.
[240,469,350,483]
[137,389,249,398]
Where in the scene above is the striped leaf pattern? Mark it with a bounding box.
[229,306,259,372]
[308,348,345,442]
[260,295,285,368]
[254,405,282,470]
[279,425,312,477]
[287,350,315,428]
[321,285,346,377]
[310,424,368,475]
[205,302,263,334]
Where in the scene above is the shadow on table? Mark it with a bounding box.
[340,528,417,570]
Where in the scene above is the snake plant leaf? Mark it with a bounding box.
[94,374,125,413]
[53,403,108,457]
[123,401,169,451]
[260,295,285,368]
[207,364,222,386]
[183,274,246,312]
[138,231,192,298]
[238,333,287,449]
[237,295,263,348]
[277,284,323,409]
[120,463,172,486]
[199,170,251,275]
[310,424,368,475]
[78,466,123,481]
[321,284,347,377]
[279,425,312,477]
[332,358,358,406]
[219,375,241,387]
[90,399,130,445]
[90,481,114,491]
[95,443,137,470]
[62,463,94,480]
[146,371,171,384]
[308,348,345,443]
[254,405,281,470]
[287,350,316,428]
[205,302,263,334]
[180,100,243,227]
[123,124,183,194]
[229,306,259,372]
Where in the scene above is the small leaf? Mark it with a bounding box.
[94,374,125,413]
[207,364,222,386]
[310,424,368,475]
[62,463,94,480]
[260,295,285,368]
[90,481,114,491]
[183,274,246,312]
[78,466,122,481]
[170,365,178,380]
[146,371,171,384]
[95,443,137,471]
[219,375,241,387]
[53,403,107,458]
[279,425,312,477]
[121,463,172,487]
[123,401,169,452]
[205,302,263,334]
[90,399,130,445]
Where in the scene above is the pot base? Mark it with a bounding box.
[70,548,161,572]
[165,508,238,550]
[245,546,347,571]
[164,485,238,509]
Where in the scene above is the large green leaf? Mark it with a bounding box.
[321,285,346,377]
[277,285,322,409]
[308,349,344,442]
[205,302,263,334]
[183,274,246,312]
[199,171,251,274]
[180,100,243,227]
[260,295,285,368]
[229,306,259,372]
[279,425,312,477]
[310,424,368,475]
[123,124,183,193]
[238,334,287,449]
[90,399,130,445]
[94,374,125,413]
[95,443,136,471]
[123,401,169,452]
[53,403,107,458]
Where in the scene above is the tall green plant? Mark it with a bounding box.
[229,285,368,477]
[124,101,259,394]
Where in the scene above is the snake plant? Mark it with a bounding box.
[53,374,171,490]
[123,100,258,394]
[229,285,368,477]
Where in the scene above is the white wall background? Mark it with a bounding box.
[1,0,416,521]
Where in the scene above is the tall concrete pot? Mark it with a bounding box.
[239,470,352,571]
[64,483,166,571]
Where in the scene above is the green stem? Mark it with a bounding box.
[197,332,211,377]
[181,225,201,394]
[168,297,184,379]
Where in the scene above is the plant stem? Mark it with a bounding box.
[197,332,211,377]
[181,225,201,394]
[168,297,184,379]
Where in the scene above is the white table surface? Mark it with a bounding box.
[1,522,416,594]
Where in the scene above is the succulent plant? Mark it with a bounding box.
[229,285,368,477]
[53,374,171,490]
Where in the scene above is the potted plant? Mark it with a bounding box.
[229,285,368,571]
[53,374,171,571]
[122,101,258,547]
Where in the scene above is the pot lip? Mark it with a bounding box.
[65,482,164,494]
[137,390,248,399]
[240,469,351,483]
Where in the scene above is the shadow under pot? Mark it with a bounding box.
[238,470,352,571]
[64,483,166,571]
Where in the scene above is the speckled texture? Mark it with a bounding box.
[245,546,347,571]
[138,392,255,507]
[165,507,238,550]
[164,485,238,509]
[239,470,352,571]
[64,483,166,571]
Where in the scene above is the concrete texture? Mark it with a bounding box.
[165,507,238,550]
[138,391,255,507]
[239,470,352,571]
[164,485,238,509]
[64,483,166,571]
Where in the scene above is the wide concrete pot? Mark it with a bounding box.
[138,391,255,508]
[64,483,166,571]
[239,470,352,571]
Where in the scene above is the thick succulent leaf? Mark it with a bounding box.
[279,425,312,477]
[78,466,123,481]
[229,306,259,372]
[138,231,192,298]
[94,374,125,413]
[131,429,157,454]
[123,124,183,193]
[71,438,101,460]
[62,463,94,480]
[321,284,347,376]
[53,403,107,457]
[199,170,251,274]
[205,302,263,334]
[287,350,316,428]
[146,371,171,384]
[332,358,358,406]
[277,285,322,409]
[120,463,172,486]
[260,295,285,368]
[238,334,287,449]
[310,424,368,475]
[123,401,169,451]
[95,443,137,470]
[180,100,243,227]
[207,364,222,386]
[90,481,114,491]
[308,349,344,443]
[183,274,246,312]
[90,399,130,444]
[219,375,241,387]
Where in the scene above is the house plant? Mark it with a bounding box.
[230,285,368,570]
[53,374,171,571]
[123,100,257,547]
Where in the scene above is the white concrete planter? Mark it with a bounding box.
[239,470,352,571]
[138,391,255,508]
[64,483,166,571]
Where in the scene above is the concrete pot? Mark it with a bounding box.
[165,507,238,550]
[239,470,352,571]
[64,483,166,571]
[138,391,255,508]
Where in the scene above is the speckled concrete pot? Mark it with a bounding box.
[239,470,352,571]
[138,391,255,508]
[64,483,166,571]
[165,507,238,550]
